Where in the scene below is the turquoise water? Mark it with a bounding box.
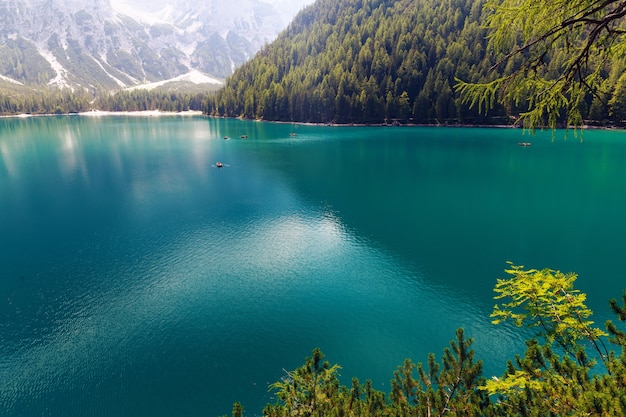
[1,116,625,416]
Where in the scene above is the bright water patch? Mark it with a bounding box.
[1,117,625,416]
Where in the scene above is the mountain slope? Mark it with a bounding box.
[207,0,494,123]
[0,0,312,91]
[209,0,625,125]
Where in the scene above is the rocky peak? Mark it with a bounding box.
[0,0,313,91]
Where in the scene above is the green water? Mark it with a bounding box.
[1,116,625,416]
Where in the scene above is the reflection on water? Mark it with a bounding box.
[1,117,625,416]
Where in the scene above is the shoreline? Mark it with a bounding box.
[78,110,204,117]
[211,115,626,131]
[0,110,204,119]
[1,110,623,131]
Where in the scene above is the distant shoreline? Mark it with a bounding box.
[78,110,204,117]
[0,110,204,119]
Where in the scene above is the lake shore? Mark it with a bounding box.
[216,115,626,131]
[0,110,204,119]
[78,110,203,117]
[2,110,623,130]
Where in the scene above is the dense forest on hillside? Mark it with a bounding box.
[227,266,626,417]
[206,0,626,125]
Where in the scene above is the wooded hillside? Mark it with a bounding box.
[206,0,624,125]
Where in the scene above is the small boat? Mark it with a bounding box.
[240,134,248,139]
[224,136,230,140]
[216,161,223,168]
[518,142,532,147]
[289,132,298,137]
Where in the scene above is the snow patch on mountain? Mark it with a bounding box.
[0,75,23,85]
[110,0,167,25]
[92,57,129,88]
[39,49,71,88]
[0,0,315,90]
[126,70,223,91]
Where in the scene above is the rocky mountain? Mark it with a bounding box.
[0,0,313,91]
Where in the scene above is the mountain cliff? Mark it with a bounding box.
[0,0,312,91]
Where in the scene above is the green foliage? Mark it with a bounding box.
[0,88,207,115]
[483,338,625,416]
[484,263,626,416]
[95,90,207,112]
[456,0,626,129]
[232,402,244,417]
[609,73,626,121]
[390,328,488,417]
[0,88,92,114]
[262,332,489,417]
[491,262,608,366]
[263,348,345,416]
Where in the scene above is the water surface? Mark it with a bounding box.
[1,116,625,416]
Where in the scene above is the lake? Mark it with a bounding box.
[1,115,625,416]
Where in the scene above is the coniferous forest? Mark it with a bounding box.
[0,87,207,115]
[209,0,494,124]
[206,0,626,126]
